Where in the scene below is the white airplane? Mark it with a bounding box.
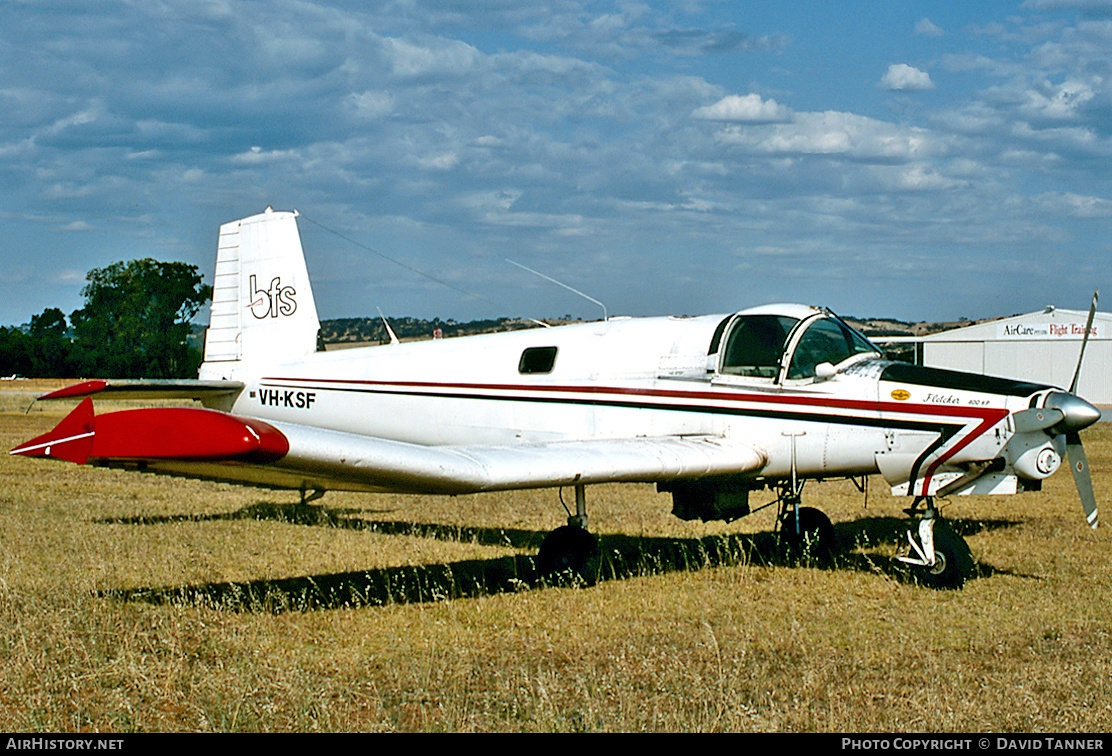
[11,208,1103,588]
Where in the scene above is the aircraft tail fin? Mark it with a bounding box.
[201,208,320,375]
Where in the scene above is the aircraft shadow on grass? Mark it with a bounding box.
[94,501,1031,613]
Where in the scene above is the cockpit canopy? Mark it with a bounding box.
[720,314,797,379]
[712,305,880,382]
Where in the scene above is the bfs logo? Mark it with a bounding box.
[248,275,297,319]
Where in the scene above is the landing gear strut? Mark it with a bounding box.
[897,497,974,589]
[537,484,600,584]
[299,484,325,506]
[773,432,836,565]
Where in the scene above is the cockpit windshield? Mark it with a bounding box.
[787,317,879,380]
[719,315,799,378]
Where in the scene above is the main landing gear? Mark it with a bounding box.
[897,496,974,589]
[775,481,836,565]
[533,484,975,589]
[536,483,601,584]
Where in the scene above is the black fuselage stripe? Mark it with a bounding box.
[908,426,959,493]
[259,382,966,434]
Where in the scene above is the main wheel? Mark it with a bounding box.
[914,521,974,589]
[779,507,836,566]
[537,525,600,585]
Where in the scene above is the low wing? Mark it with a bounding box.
[11,400,767,495]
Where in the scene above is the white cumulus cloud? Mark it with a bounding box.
[692,93,792,123]
[716,110,938,161]
[1037,191,1112,218]
[915,18,944,37]
[880,64,935,91]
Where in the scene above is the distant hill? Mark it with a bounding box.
[842,315,989,339]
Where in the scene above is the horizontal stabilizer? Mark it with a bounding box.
[39,379,244,401]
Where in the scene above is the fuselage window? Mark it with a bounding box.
[707,315,731,356]
[519,346,558,374]
[719,315,799,378]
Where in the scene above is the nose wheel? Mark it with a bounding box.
[897,498,974,589]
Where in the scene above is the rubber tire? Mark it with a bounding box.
[537,525,600,585]
[915,521,974,590]
[779,507,836,566]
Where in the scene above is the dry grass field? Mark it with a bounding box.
[1,379,1110,732]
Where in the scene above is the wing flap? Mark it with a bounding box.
[438,436,768,491]
[237,420,769,494]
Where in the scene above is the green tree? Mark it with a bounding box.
[0,326,31,377]
[70,259,212,378]
[27,307,74,377]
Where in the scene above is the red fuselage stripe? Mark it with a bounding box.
[261,376,1011,492]
[262,376,1007,420]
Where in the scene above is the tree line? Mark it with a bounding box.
[318,315,571,345]
[0,259,211,379]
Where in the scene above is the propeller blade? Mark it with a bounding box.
[1012,407,1064,433]
[1065,432,1098,529]
[1070,290,1098,395]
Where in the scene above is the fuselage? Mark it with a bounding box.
[205,305,1064,497]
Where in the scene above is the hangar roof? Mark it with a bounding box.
[922,306,1110,343]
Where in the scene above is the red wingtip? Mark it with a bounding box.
[90,408,290,462]
[11,401,290,466]
[9,397,96,464]
[39,380,109,400]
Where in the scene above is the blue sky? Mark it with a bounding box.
[2,0,1110,327]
